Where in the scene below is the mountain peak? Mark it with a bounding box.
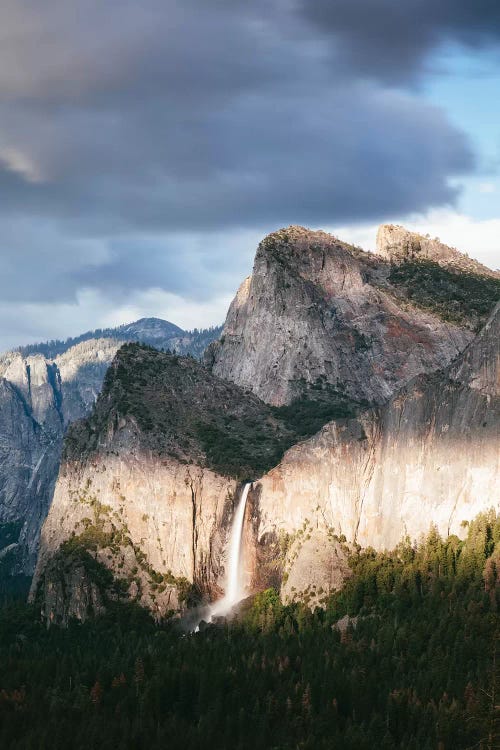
[114,317,183,337]
[375,224,499,278]
[209,224,477,406]
[258,225,366,264]
[11,317,222,361]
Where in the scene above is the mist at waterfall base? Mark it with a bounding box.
[184,483,251,633]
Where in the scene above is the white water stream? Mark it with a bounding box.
[208,482,251,619]
[191,483,251,630]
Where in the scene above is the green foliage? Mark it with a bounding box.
[195,418,287,479]
[1,516,498,749]
[325,510,500,622]
[66,345,365,480]
[197,380,365,477]
[245,587,285,632]
[65,344,296,479]
[272,381,363,437]
[389,259,500,329]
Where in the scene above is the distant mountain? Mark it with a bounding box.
[0,318,222,589]
[16,317,222,360]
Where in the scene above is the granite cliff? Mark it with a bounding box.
[31,225,499,622]
[31,345,298,623]
[207,225,498,406]
[255,302,499,606]
[0,320,221,583]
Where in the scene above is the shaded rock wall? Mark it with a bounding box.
[209,226,472,406]
[0,323,222,576]
[254,306,499,599]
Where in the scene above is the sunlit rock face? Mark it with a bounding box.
[31,344,290,624]
[33,453,237,624]
[35,307,499,620]
[376,224,500,279]
[254,305,499,601]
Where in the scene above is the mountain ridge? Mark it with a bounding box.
[10,317,222,361]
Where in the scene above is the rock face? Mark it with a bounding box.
[0,376,61,576]
[207,226,480,406]
[254,304,499,603]
[31,344,300,624]
[34,454,236,624]
[376,224,500,279]
[31,225,500,622]
[0,319,221,579]
[33,311,500,620]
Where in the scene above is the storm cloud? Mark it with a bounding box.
[0,0,498,345]
[299,0,500,83]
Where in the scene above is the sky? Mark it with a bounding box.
[0,0,499,351]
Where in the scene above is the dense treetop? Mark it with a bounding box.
[1,512,498,749]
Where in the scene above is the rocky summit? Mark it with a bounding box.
[30,225,500,624]
[376,224,500,279]
[206,225,497,407]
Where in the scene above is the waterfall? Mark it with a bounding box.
[222,482,251,608]
[192,483,250,629]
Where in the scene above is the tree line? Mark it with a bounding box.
[0,511,498,749]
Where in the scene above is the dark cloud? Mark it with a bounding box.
[298,0,500,83]
[0,0,497,343]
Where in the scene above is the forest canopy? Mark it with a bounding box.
[0,512,498,749]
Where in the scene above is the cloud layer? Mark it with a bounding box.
[0,0,498,347]
[300,0,500,82]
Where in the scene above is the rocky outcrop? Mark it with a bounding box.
[0,319,221,579]
[30,344,299,624]
[449,302,499,394]
[207,226,479,406]
[36,561,107,627]
[376,224,500,279]
[33,454,235,624]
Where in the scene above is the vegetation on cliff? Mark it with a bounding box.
[64,345,363,479]
[33,487,195,622]
[1,512,498,749]
[388,259,500,330]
